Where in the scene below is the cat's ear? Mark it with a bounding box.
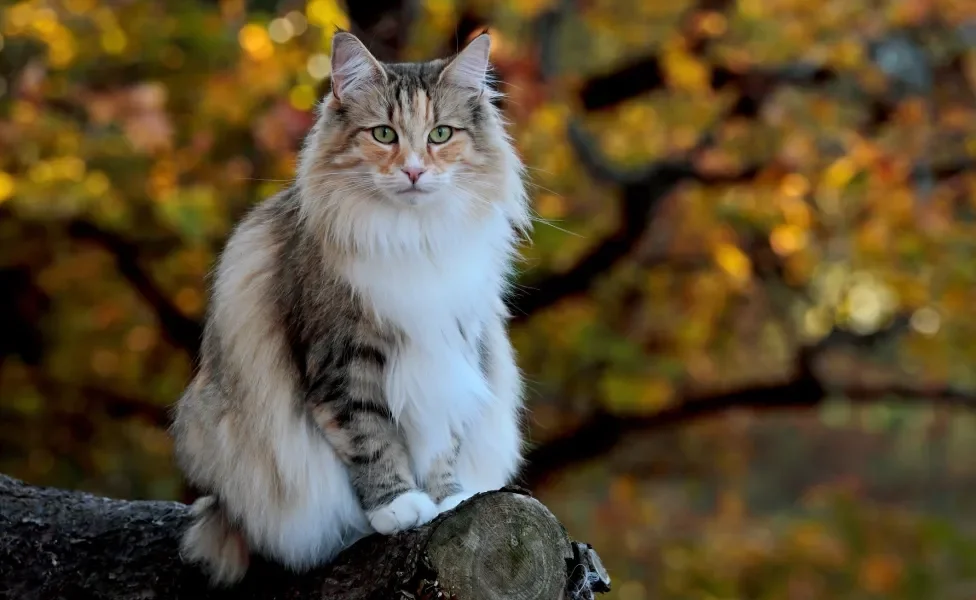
[439,32,491,93]
[330,32,384,102]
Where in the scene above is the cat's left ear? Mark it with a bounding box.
[330,31,385,102]
[439,33,491,94]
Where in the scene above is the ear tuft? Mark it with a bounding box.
[439,33,491,92]
[330,32,384,101]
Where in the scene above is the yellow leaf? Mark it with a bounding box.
[28,162,53,184]
[48,34,77,68]
[64,0,95,14]
[84,171,111,196]
[175,287,203,315]
[12,101,37,124]
[600,373,645,410]
[52,157,86,181]
[639,378,674,411]
[532,103,569,137]
[781,195,812,228]
[823,157,857,189]
[859,554,903,594]
[713,243,751,284]
[618,101,656,129]
[0,172,16,203]
[100,29,127,55]
[306,0,350,31]
[289,84,316,111]
[238,24,273,61]
[697,11,727,37]
[535,193,566,219]
[662,43,710,94]
[831,39,864,68]
[790,522,847,565]
[507,0,556,18]
[780,173,810,197]
[770,224,807,256]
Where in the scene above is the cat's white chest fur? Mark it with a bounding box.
[341,209,513,476]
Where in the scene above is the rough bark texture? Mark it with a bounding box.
[0,475,609,600]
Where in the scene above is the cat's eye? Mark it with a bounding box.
[372,126,397,144]
[428,126,453,144]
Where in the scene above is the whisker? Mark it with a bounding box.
[523,180,564,198]
[236,177,297,183]
[530,217,583,238]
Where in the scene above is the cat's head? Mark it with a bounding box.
[297,32,529,255]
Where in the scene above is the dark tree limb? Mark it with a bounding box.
[518,315,975,488]
[27,375,171,426]
[67,220,202,357]
[508,0,760,322]
[519,375,976,489]
[344,0,421,61]
[579,58,837,113]
[509,0,973,323]
[0,475,609,600]
[510,175,679,322]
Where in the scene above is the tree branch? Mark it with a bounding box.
[511,0,972,323]
[508,1,761,322]
[343,0,421,61]
[0,475,609,600]
[580,59,836,113]
[520,373,976,489]
[519,315,949,488]
[28,374,171,426]
[66,220,202,358]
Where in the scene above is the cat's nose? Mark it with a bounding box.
[401,167,426,184]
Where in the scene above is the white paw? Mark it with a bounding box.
[437,491,476,515]
[367,490,438,534]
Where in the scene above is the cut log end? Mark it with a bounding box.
[0,476,610,600]
[426,493,571,600]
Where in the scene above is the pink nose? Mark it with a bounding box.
[402,167,426,184]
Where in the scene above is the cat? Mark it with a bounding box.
[170,30,531,585]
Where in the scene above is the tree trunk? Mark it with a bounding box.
[0,475,609,600]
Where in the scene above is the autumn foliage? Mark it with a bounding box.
[2,0,976,597]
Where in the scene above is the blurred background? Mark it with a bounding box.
[2,0,976,597]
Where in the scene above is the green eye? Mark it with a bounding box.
[428,126,453,144]
[372,126,397,144]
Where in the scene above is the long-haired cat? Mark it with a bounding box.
[170,31,530,585]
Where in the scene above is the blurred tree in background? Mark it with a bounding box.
[2,0,976,597]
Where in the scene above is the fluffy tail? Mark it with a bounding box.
[180,496,250,586]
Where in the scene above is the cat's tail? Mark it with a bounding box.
[180,495,250,586]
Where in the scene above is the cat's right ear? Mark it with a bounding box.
[329,32,384,102]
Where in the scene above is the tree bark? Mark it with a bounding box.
[0,475,609,600]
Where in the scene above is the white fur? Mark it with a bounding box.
[367,490,439,533]
[342,203,510,472]
[436,490,477,515]
[180,496,249,585]
[455,311,525,492]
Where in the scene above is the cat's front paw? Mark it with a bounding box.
[436,491,476,515]
[367,490,438,534]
